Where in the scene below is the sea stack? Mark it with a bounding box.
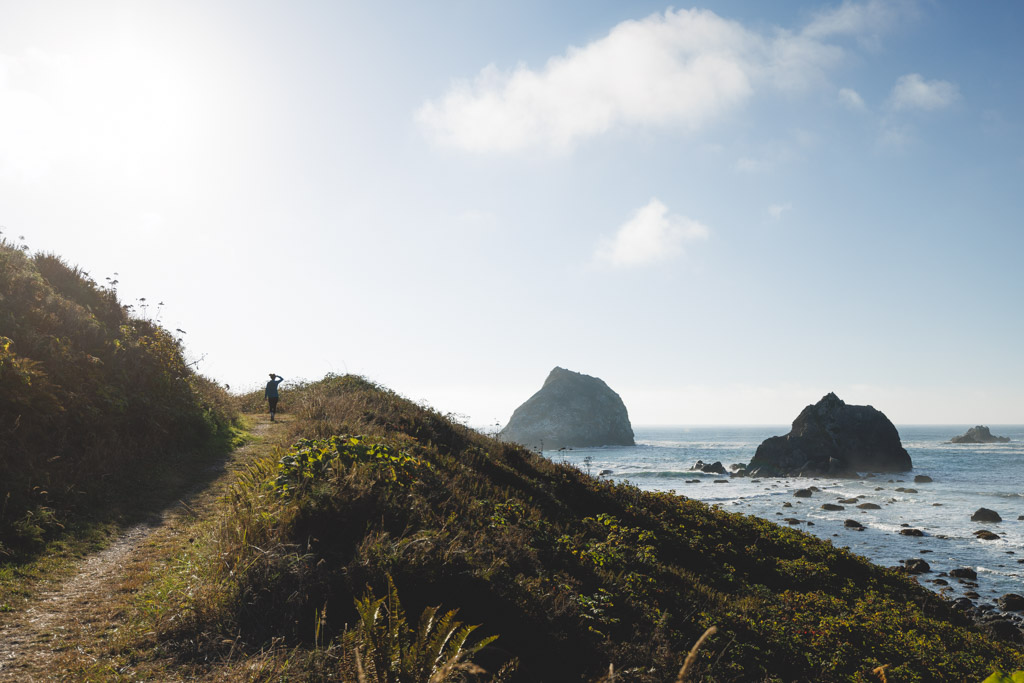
[748,392,912,477]
[499,367,634,451]
[951,426,1010,444]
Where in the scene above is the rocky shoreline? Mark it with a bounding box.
[684,457,1024,641]
[774,482,1024,642]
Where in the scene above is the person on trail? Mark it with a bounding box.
[265,373,284,421]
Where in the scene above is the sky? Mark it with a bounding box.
[2,0,1022,426]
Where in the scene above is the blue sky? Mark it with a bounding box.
[2,1,1022,425]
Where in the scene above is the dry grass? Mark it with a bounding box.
[0,416,272,681]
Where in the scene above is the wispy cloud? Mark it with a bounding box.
[878,122,913,149]
[838,87,866,110]
[418,3,905,154]
[803,0,916,48]
[767,203,793,220]
[888,73,959,111]
[594,199,709,269]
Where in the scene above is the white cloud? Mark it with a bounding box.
[888,73,959,111]
[838,87,866,110]
[803,0,914,44]
[594,199,709,268]
[417,4,903,154]
[878,122,913,149]
[418,10,758,153]
[767,203,792,220]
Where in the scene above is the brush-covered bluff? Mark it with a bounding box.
[499,367,634,450]
[748,392,912,477]
[174,375,1024,681]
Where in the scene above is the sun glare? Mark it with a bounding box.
[70,35,201,178]
[2,17,211,188]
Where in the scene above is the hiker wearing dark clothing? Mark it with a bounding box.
[265,373,284,421]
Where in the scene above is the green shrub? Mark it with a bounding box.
[275,435,431,496]
[349,576,510,682]
[0,241,236,552]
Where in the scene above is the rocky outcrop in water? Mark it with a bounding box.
[747,392,912,477]
[951,426,1010,444]
[1000,594,1024,612]
[692,460,726,475]
[972,508,1002,523]
[498,367,634,451]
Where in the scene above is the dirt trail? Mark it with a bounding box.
[0,417,279,682]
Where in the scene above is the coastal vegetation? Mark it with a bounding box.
[0,238,236,560]
[146,375,1023,681]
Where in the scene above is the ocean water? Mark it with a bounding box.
[544,425,1024,606]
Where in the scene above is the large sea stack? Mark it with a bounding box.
[951,426,1010,444]
[499,367,634,451]
[748,392,912,477]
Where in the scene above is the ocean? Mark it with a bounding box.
[543,425,1024,606]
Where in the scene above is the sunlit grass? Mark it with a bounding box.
[133,376,1024,681]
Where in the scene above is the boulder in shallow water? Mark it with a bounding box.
[949,567,978,580]
[951,426,1010,444]
[693,460,727,475]
[857,502,882,510]
[972,507,1002,523]
[899,528,925,537]
[999,594,1024,612]
[499,367,634,451]
[844,519,865,530]
[974,529,1001,541]
[914,474,933,483]
[747,392,911,477]
[951,597,974,610]
[903,558,931,574]
[821,503,844,511]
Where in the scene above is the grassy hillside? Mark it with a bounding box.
[0,239,235,556]
[151,375,1024,682]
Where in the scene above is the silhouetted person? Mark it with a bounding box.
[265,373,284,421]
